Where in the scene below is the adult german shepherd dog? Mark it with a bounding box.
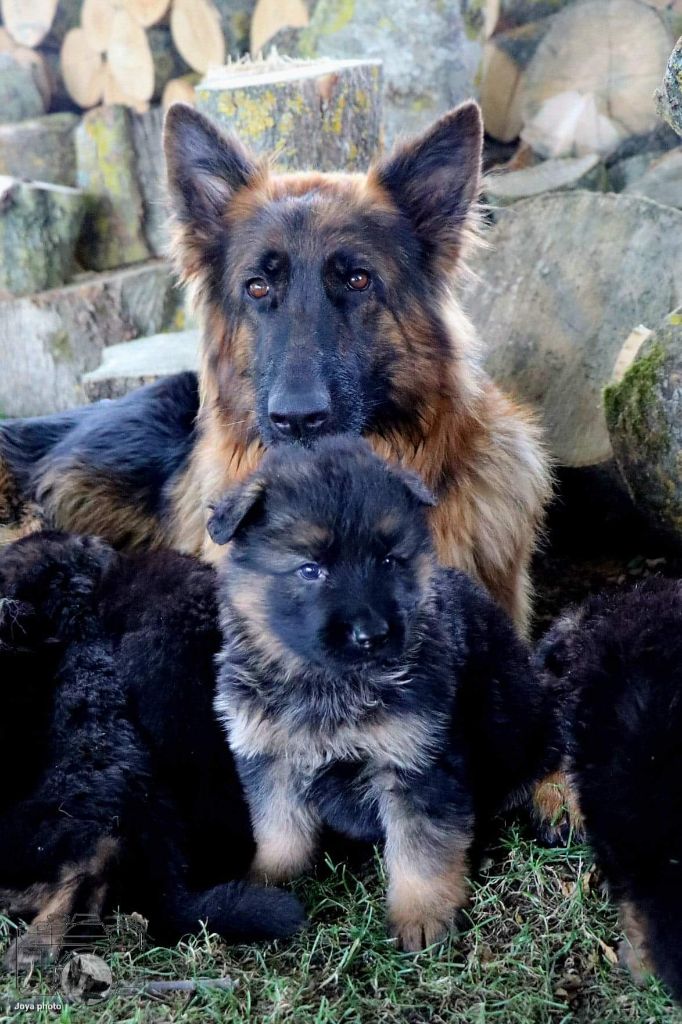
[0,101,550,632]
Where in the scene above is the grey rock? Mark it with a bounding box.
[83,329,200,401]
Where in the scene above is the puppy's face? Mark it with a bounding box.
[209,438,436,671]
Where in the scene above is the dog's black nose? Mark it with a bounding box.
[268,388,331,440]
[350,615,389,652]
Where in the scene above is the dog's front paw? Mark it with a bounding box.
[388,904,458,952]
[531,771,586,847]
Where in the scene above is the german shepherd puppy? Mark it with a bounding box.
[536,580,682,1001]
[210,437,557,951]
[0,101,550,634]
[0,531,304,969]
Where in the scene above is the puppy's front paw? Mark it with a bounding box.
[531,771,586,847]
[388,903,458,952]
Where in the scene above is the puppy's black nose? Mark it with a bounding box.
[350,615,389,652]
[268,388,331,440]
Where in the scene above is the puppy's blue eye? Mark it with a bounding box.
[298,563,324,581]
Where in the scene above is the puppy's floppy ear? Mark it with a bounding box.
[207,478,267,545]
[394,466,437,507]
[371,101,482,270]
[164,103,258,232]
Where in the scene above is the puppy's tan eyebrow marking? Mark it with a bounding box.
[376,513,400,538]
[287,522,332,549]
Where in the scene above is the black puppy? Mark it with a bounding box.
[209,436,555,952]
[537,579,682,1001]
[0,531,304,969]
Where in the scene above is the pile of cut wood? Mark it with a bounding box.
[479,0,682,204]
[0,0,313,115]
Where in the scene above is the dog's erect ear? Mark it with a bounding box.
[164,104,258,230]
[394,466,437,508]
[207,478,267,546]
[371,102,482,269]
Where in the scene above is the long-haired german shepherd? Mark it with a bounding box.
[0,101,550,633]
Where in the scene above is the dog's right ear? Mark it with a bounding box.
[164,104,258,233]
[207,478,267,545]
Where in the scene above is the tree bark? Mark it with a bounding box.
[0,261,183,415]
[0,112,78,185]
[656,36,682,137]
[196,56,383,172]
[0,176,85,297]
[0,51,47,123]
[75,104,150,270]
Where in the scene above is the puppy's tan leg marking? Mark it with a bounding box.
[378,786,472,952]
[3,838,118,971]
[247,760,320,885]
[618,900,654,986]
[532,769,585,845]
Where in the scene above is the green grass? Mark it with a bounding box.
[2,827,680,1024]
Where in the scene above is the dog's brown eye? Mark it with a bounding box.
[347,269,370,291]
[246,278,269,299]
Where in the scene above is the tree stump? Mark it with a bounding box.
[0,177,85,298]
[75,105,150,271]
[656,36,682,137]
[60,27,105,108]
[170,0,225,73]
[465,192,682,483]
[0,260,183,416]
[605,309,682,541]
[196,56,383,172]
[0,51,46,124]
[0,112,78,186]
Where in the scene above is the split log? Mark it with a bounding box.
[0,177,85,297]
[656,36,682,136]
[170,0,225,74]
[1,0,80,49]
[0,260,183,416]
[483,153,605,206]
[480,20,549,142]
[162,72,199,108]
[83,328,200,400]
[75,105,150,270]
[148,26,190,99]
[250,0,309,55]
[465,192,682,483]
[520,0,673,157]
[0,51,46,123]
[130,106,166,256]
[60,27,104,108]
[196,56,383,172]
[102,63,149,112]
[122,0,172,28]
[0,112,78,185]
[605,310,682,542]
[107,8,155,103]
[81,0,115,54]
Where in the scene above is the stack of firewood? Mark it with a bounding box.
[0,0,310,114]
[478,0,680,157]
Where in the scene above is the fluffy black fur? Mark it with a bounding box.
[0,372,199,529]
[210,437,556,950]
[536,579,682,1002]
[0,530,304,967]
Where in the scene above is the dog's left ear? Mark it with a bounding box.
[371,101,482,271]
[207,478,267,545]
[394,467,437,507]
